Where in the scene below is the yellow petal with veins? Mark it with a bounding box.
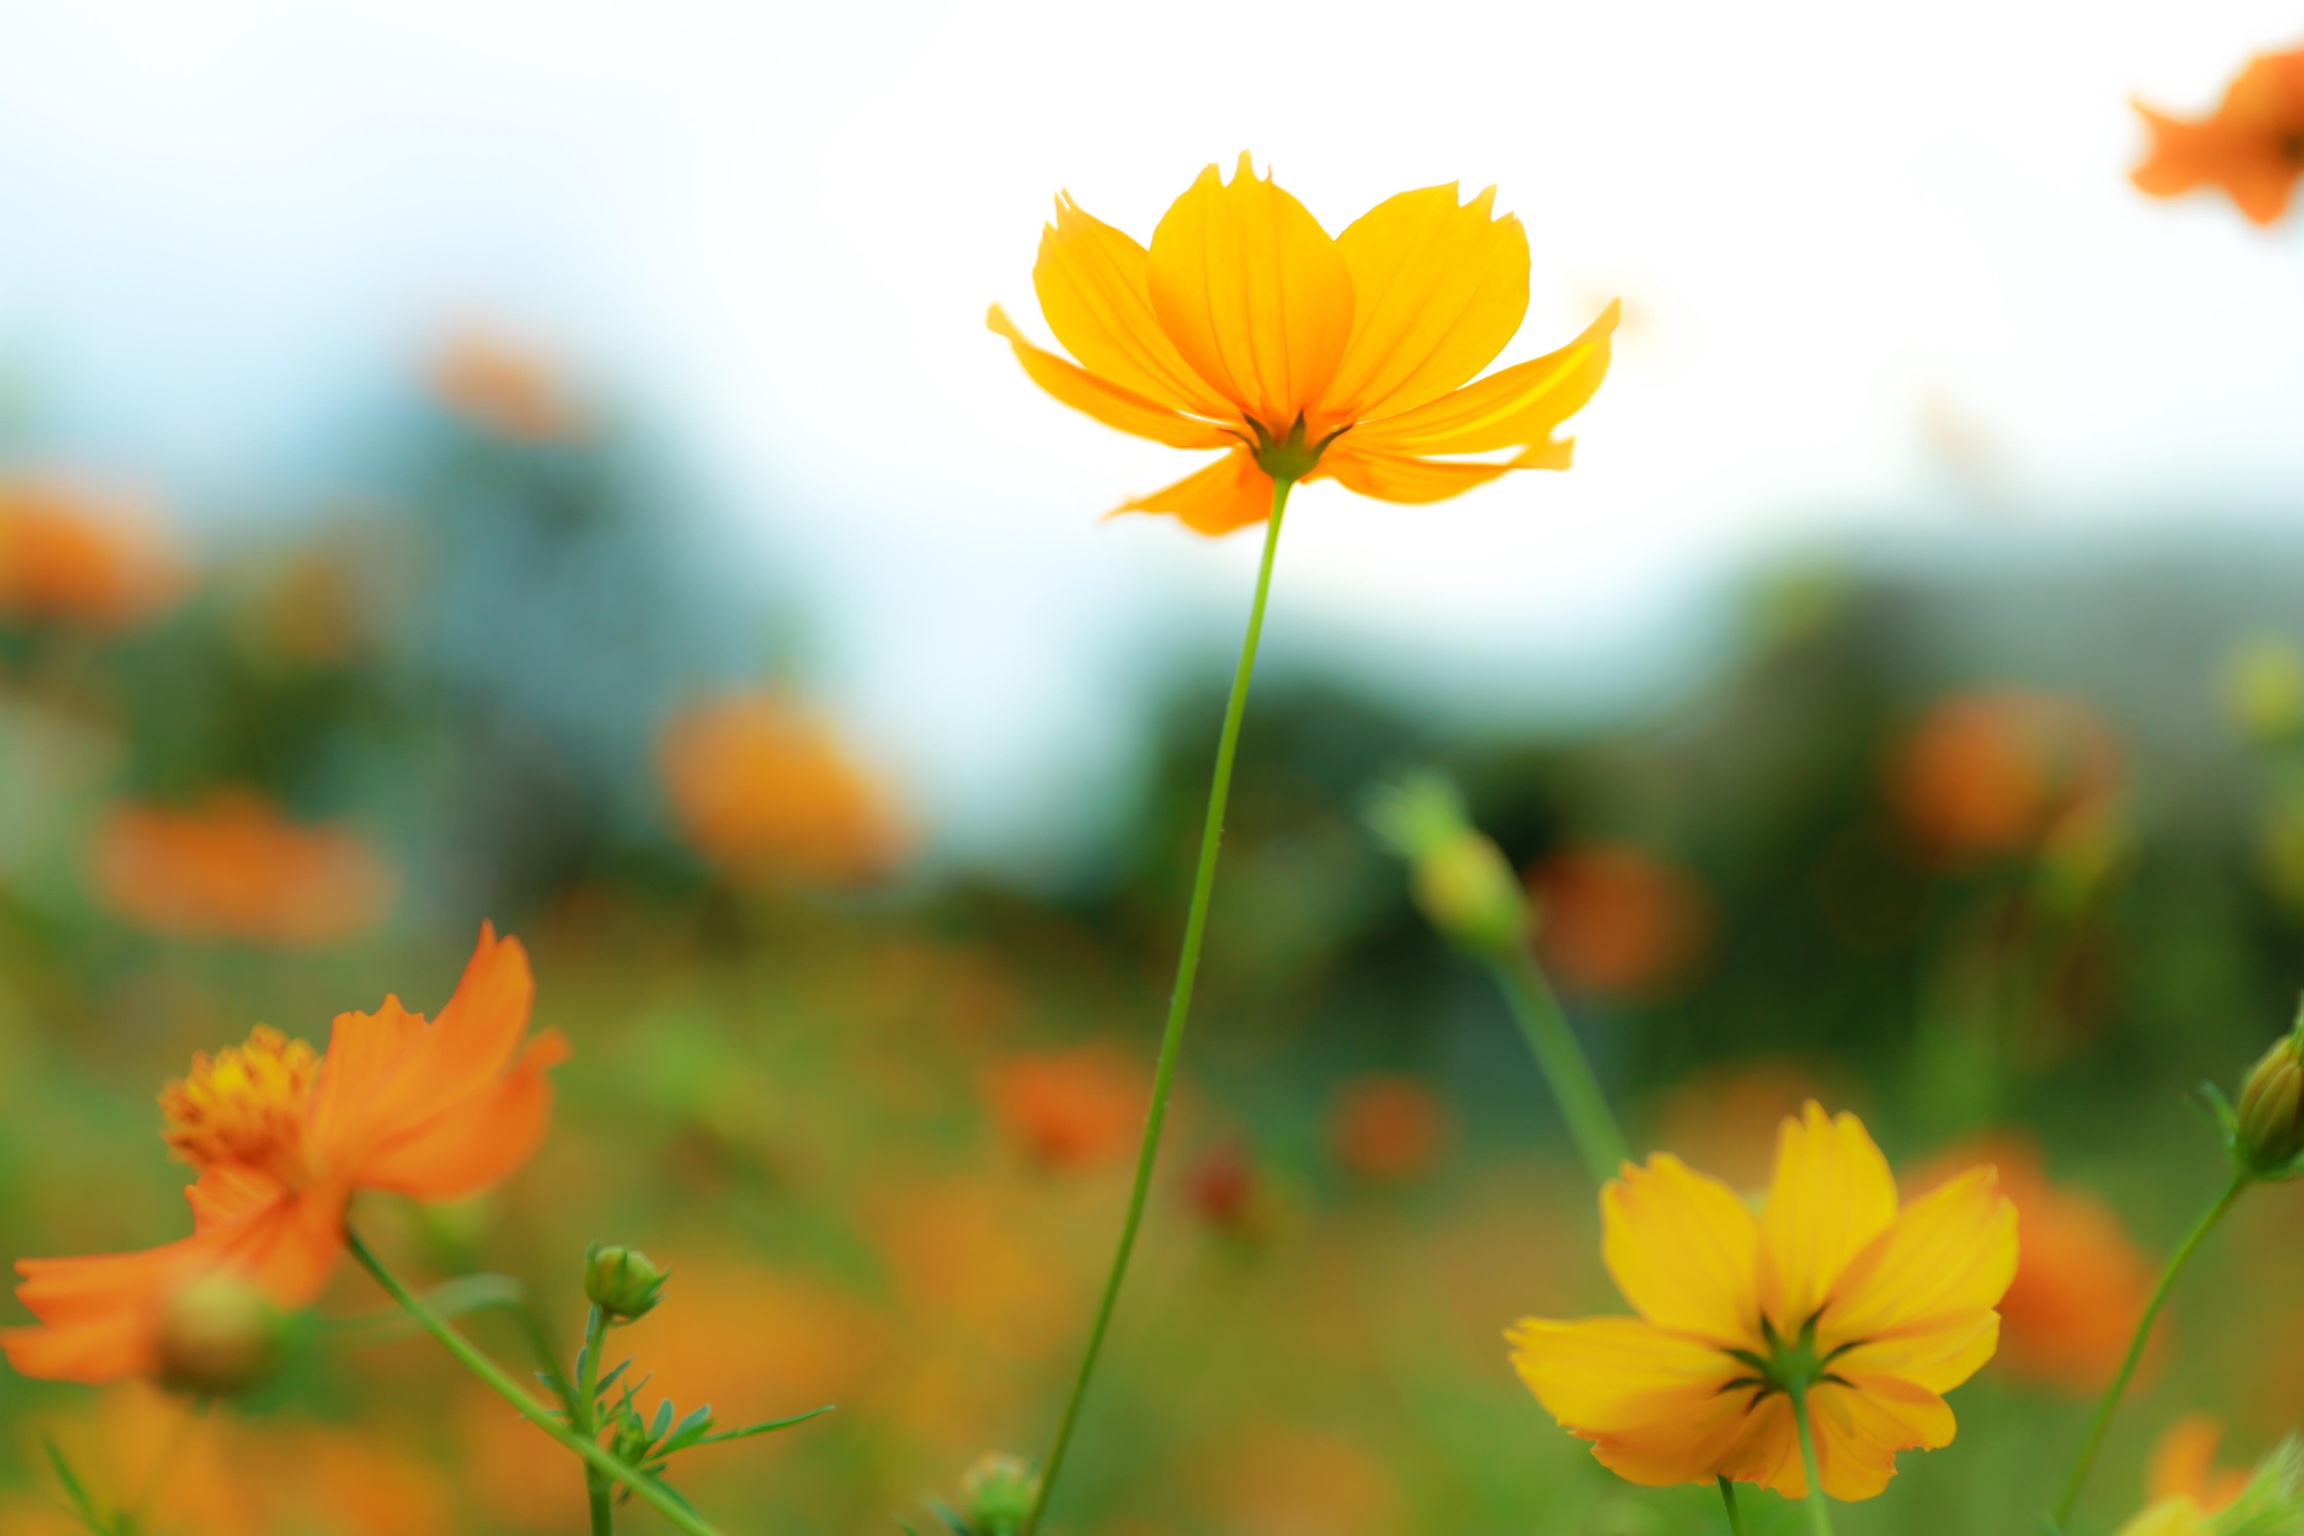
[1757,1101,1898,1330]
[1353,302,1617,457]
[1322,183,1530,423]
[1507,1315,1750,1486]
[1147,153,1354,431]
[988,307,1237,451]
[1599,1153,1762,1347]
[1822,1164,2016,1356]
[1035,195,1239,421]
[1110,448,1274,537]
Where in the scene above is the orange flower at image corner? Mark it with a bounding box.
[93,792,398,947]
[991,152,1617,534]
[2,925,565,1384]
[660,689,909,888]
[0,477,187,630]
[1511,1103,2016,1501]
[1530,842,1715,1000]
[1918,1135,2154,1395]
[1887,689,2119,867]
[2133,44,2304,227]
[983,1046,1144,1171]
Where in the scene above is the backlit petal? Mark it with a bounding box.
[1757,1102,1897,1330]
[1034,196,1238,421]
[1508,1316,1750,1488]
[1322,184,1529,422]
[1822,1164,2016,1359]
[1316,438,1573,506]
[988,307,1237,451]
[1110,449,1275,538]
[1350,302,1617,457]
[1147,153,1353,429]
[1600,1153,1761,1347]
[356,1032,569,1200]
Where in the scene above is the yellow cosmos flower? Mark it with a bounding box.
[989,152,1618,535]
[1509,1102,2017,1502]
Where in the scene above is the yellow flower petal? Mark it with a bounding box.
[1147,153,1354,431]
[1320,184,1530,423]
[1110,448,1275,538]
[1315,444,1516,505]
[1034,196,1239,422]
[1835,1312,1999,1396]
[1757,1102,1898,1330]
[1718,1393,1802,1496]
[1599,1153,1761,1347]
[1351,302,1617,457]
[1507,1316,1750,1488]
[988,306,1238,451]
[1821,1164,2017,1360]
[1803,1376,1956,1502]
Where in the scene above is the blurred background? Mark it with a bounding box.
[5,2,2304,1533]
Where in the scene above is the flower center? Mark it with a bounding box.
[1247,414,1348,483]
[1721,1311,1857,1403]
[159,1025,318,1185]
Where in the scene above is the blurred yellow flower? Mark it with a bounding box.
[92,791,398,946]
[1509,1102,2015,1501]
[660,689,908,888]
[0,477,187,630]
[991,153,1617,534]
[2133,45,2304,227]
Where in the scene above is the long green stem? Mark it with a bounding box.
[1790,1388,1835,1536]
[344,1231,724,1536]
[578,1305,614,1536]
[1019,479,1293,1536]
[2050,1169,2251,1526]
[1717,1475,1747,1535]
[1491,947,1632,1187]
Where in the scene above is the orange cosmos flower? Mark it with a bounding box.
[428,326,586,442]
[991,153,1617,534]
[1887,690,2119,868]
[660,689,909,888]
[984,1046,1143,1171]
[1330,1074,1452,1183]
[1510,1103,2016,1501]
[2144,1414,2250,1520]
[1530,842,1716,1000]
[2,925,565,1384]
[0,477,187,629]
[92,792,398,946]
[2133,46,2304,227]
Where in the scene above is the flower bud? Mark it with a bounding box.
[155,1273,282,1398]
[957,1452,1039,1536]
[1367,774,1529,956]
[2240,1029,2304,1174]
[584,1243,668,1322]
[2225,637,2304,745]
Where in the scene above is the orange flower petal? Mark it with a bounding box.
[1034,196,1239,421]
[1315,441,1562,505]
[354,1032,568,1200]
[1350,302,1617,457]
[1599,1153,1760,1347]
[1756,1102,1898,1330]
[1147,153,1354,429]
[1111,449,1276,538]
[988,306,1237,451]
[1799,1375,1955,1501]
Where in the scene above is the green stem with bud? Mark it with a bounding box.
[344,1230,725,1536]
[1491,947,1632,1187]
[1020,476,1294,1536]
[1790,1388,1836,1536]
[577,1304,615,1536]
[2050,1168,2251,1527]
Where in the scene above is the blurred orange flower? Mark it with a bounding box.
[3,925,564,1384]
[92,792,398,947]
[1887,690,2120,867]
[2133,46,2304,226]
[1192,1428,1402,1536]
[660,689,908,888]
[1530,842,1715,999]
[2146,1413,2249,1518]
[429,326,586,442]
[1331,1073,1451,1183]
[0,477,187,629]
[992,153,1617,534]
[984,1046,1143,1171]
[1920,1135,2152,1394]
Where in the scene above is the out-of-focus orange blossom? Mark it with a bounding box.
[1919,1134,2153,1394]
[618,1255,883,1422]
[0,477,187,630]
[2147,1413,2250,1518]
[91,792,398,946]
[1330,1073,1450,1183]
[983,1045,1143,1171]
[2133,45,2304,227]
[1529,842,1715,999]
[427,326,587,443]
[659,688,909,889]
[1886,690,2120,868]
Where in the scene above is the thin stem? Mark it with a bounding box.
[1790,1388,1835,1536]
[579,1305,614,1536]
[344,1230,724,1536]
[2050,1169,2251,1526]
[1019,479,1293,1536]
[1490,947,1632,1187]
[1717,1475,1746,1536]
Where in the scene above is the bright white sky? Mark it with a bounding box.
[3,1,2302,866]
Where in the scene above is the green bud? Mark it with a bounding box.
[1367,773,1529,956]
[155,1273,283,1398]
[2225,636,2304,745]
[957,1452,1040,1536]
[584,1243,668,1322]
[2238,1028,2304,1175]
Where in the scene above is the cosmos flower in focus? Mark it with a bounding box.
[660,689,909,889]
[984,1047,1143,1171]
[93,793,398,947]
[2133,46,2304,227]
[1530,842,1715,1000]
[0,477,187,630]
[1510,1103,2015,1500]
[992,153,1618,534]
[3,926,565,1384]
[428,326,587,442]
[1887,690,2119,869]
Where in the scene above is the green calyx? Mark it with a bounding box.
[2213,998,2304,1180]
[1723,1313,1854,1404]
[1248,414,1345,484]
